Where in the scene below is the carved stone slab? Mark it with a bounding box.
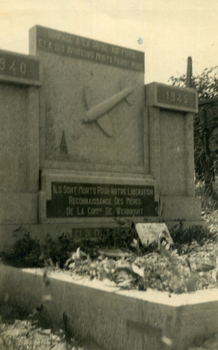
[29,25,148,174]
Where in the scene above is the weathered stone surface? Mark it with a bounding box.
[161,196,201,221]
[145,82,201,221]
[0,85,39,193]
[135,222,173,246]
[29,25,147,174]
[0,193,38,224]
[0,49,42,86]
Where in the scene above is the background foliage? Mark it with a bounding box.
[169,66,218,100]
[169,66,218,193]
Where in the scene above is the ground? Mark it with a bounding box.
[0,302,105,350]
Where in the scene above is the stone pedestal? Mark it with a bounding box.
[0,50,41,225]
[145,82,201,221]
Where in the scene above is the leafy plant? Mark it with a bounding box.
[3,204,218,295]
[169,66,218,100]
[5,227,41,267]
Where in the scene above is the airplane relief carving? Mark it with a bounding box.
[83,80,137,137]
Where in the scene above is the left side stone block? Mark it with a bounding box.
[0,50,41,226]
[0,193,38,224]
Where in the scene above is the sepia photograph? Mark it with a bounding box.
[0,1,218,349]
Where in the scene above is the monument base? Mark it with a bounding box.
[0,219,205,254]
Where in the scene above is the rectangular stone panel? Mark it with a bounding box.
[30,25,144,72]
[29,26,147,174]
[46,182,158,218]
[70,227,133,240]
[0,84,29,192]
[160,110,186,196]
[0,49,41,86]
[145,82,198,113]
[39,170,157,223]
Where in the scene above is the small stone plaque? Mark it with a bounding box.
[0,50,41,85]
[135,223,173,246]
[157,84,197,112]
[146,82,198,113]
[71,227,132,240]
[46,182,158,218]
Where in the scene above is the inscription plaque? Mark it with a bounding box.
[145,82,198,113]
[157,84,197,112]
[32,25,144,72]
[46,182,158,218]
[71,227,133,240]
[0,50,40,85]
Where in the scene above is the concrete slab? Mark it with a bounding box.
[1,264,218,350]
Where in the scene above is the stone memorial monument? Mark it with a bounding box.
[0,25,201,251]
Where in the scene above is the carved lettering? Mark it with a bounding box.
[113,56,131,68]
[0,50,40,83]
[121,49,136,60]
[83,39,90,48]
[66,207,74,216]
[105,207,112,216]
[111,47,120,55]
[0,58,5,70]
[156,84,197,112]
[77,207,85,216]
[87,207,103,215]
[93,41,109,52]
[114,197,124,205]
[46,182,157,218]
[95,52,113,64]
[126,197,141,205]
[48,41,53,50]
[35,26,144,72]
